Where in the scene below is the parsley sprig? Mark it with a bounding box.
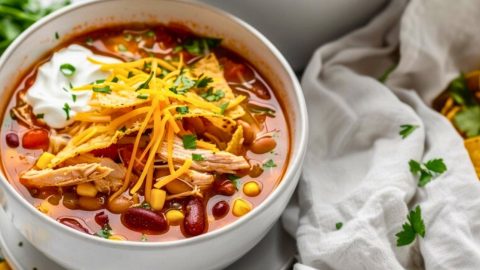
[409,158,447,187]
[395,205,425,246]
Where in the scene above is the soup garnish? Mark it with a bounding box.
[1,25,289,241]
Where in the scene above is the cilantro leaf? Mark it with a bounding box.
[454,105,480,138]
[335,222,343,230]
[136,72,154,91]
[409,158,447,187]
[192,153,204,161]
[182,134,197,149]
[378,63,397,83]
[263,159,277,168]
[176,106,189,114]
[200,88,224,102]
[183,37,222,55]
[448,73,476,106]
[136,93,149,99]
[97,224,112,239]
[396,205,425,246]
[226,174,241,189]
[424,159,447,174]
[219,102,229,115]
[35,113,44,119]
[195,76,213,88]
[399,124,419,139]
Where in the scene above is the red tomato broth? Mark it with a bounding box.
[0,24,290,242]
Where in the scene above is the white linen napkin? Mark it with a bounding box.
[283,0,480,269]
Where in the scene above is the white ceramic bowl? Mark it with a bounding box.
[0,1,308,269]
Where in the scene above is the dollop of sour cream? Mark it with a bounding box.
[25,45,121,129]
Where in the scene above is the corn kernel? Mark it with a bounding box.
[37,200,50,214]
[166,179,190,194]
[166,209,185,226]
[232,198,252,217]
[0,261,10,270]
[36,152,55,169]
[76,183,98,197]
[109,234,126,241]
[243,181,261,197]
[150,189,166,211]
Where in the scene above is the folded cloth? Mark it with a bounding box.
[282,0,480,269]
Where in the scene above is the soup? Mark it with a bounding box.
[0,24,290,242]
[434,71,480,178]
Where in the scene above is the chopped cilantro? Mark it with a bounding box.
[409,158,447,187]
[335,222,343,230]
[119,126,127,132]
[399,124,419,139]
[195,76,213,88]
[62,103,71,120]
[182,134,197,149]
[219,102,229,115]
[454,106,480,138]
[448,73,475,106]
[170,72,195,94]
[146,30,155,37]
[72,94,77,102]
[226,174,241,189]
[192,153,204,161]
[127,71,134,78]
[35,113,44,119]
[263,159,277,168]
[176,106,189,114]
[136,72,154,91]
[173,45,183,53]
[97,224,112,239]
[395,205,425,246]
[95,79,105,84]
[55,32,59,40]
[93,85,112,94]
[137,93,149,99]
[111,76,119,83]
[182,37,222,55]
[140,202,151,209]
[59,63,76,77]
[378,63,397,83]
[200,88,224,102]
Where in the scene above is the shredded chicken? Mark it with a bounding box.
[158,138,250,174]
[20,163,112,188]
[179,170,214,190]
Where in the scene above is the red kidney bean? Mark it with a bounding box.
[213,179,236,196]
[212,200,229,218]
[121,208,168,234]
[5,133,19,148]
[95,211,109,227]
[58,217,91,234]
[184,197,206,236]
[22,128,49,149]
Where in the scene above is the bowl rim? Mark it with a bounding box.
[0,0,308,248]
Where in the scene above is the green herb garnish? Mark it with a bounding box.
[119,126,127,132]
[263,159,277,168]
[97,224,113,239]
[62,103,71,120]
[335,222,343,230]
[136,72,154,91]
[182,37,222,55]
[399,124,419,139]
[93,85,112,94]
[182,134,197,149]
[72,94,77,102]
[378,63,397,83]
[200,88,224,102]
[59,63,76,77]
[117,44,128,52]
[111,76,119,83]
[35,113,44,119]
[219,102,229,115]
[176,106,189,114]
[55,31,59,40]
[395,205,425,246]
[409,158,447,187]
[136,93,149,99]
[192,153,204,161]
[146,30,155,37]
[195,75,213,88]
[226,174,241,189]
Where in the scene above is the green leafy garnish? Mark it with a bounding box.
[182,37,222,55]
[72,94,77,102]
[192,153,204,161]
[170,71,195,94]
[173,45,183,53]
[93,85,112,94]
[378,63,397,83]
[335,222,343,230]
[0,0,70,54]
[62,102,71,120]
[176,106,189,114]
[59,63,76,77]
[55,31,59,40]
[195,75,213,88]
[200,88,224,102]
[35,113,44,119]
[454,106,480,138]
[97,224,112,239]
[263,159,277,168]
[448,73,476,106]
[409,158,447,187]
[136,93,149,100]
[111,76,119,83]
[127,71,134,78]
[399,124,419,139]
[182,134,197,149]
[136,72,154,91]
[226,174,241,189]
[119,126,127,133]
[146,30,155,37]
[140,202,151,209]
[219,102,229,115]
[395,205,425,246]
